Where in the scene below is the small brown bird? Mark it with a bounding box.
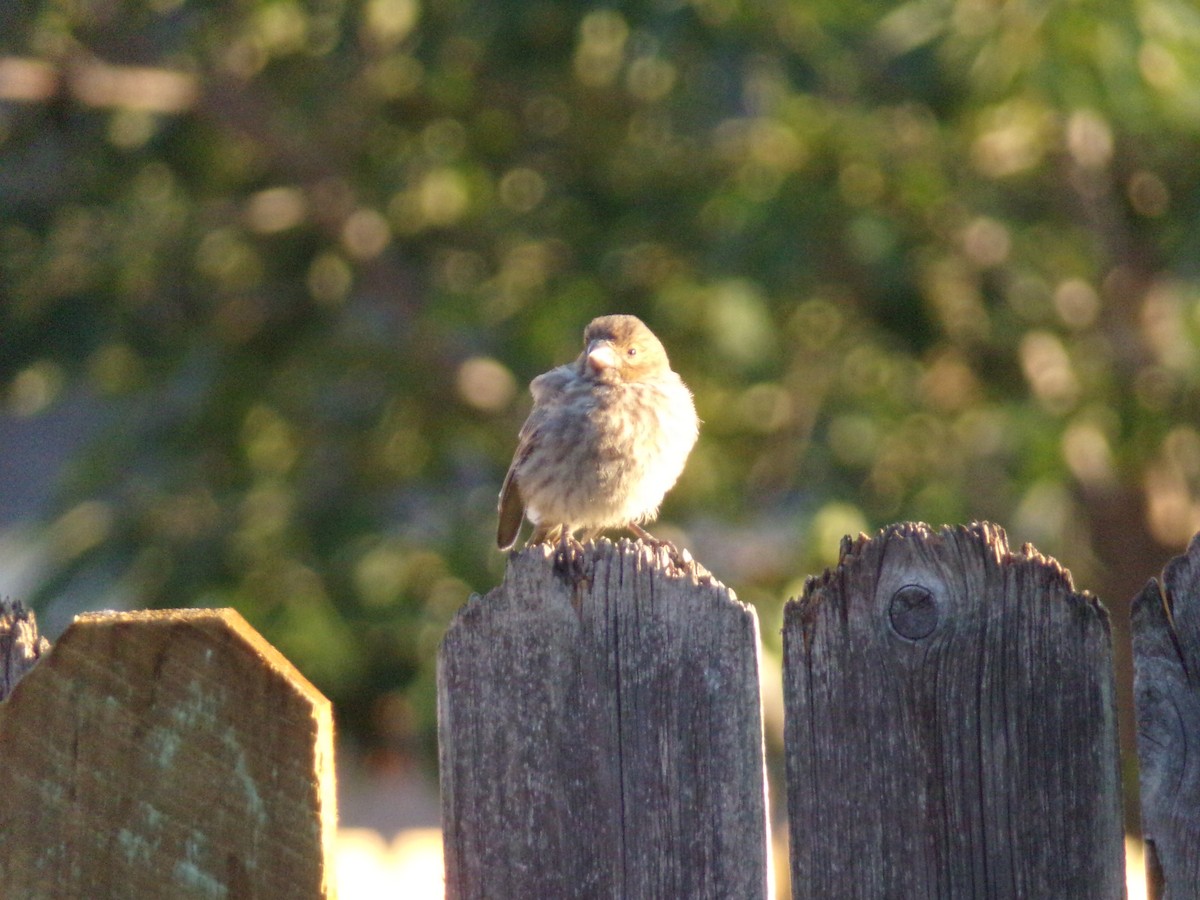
[497,314,699,553]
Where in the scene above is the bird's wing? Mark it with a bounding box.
[496,458,526,550]
[529,364,575,403]
[496,366,574,550]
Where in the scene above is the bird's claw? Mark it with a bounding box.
[552,534,589,582]
[659,540,693,572]
[628,523,696,573]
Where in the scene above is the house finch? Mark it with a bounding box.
[497,314,699,555]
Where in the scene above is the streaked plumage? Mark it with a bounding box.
[497,314,698,550]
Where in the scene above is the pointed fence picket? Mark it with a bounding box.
[0,604,336,899]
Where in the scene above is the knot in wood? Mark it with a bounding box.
[888,584,938,640]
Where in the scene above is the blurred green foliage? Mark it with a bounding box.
[3,0,1200,750]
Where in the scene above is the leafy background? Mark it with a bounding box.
[3,0,1200,831]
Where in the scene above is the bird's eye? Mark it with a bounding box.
[627,347,638,357]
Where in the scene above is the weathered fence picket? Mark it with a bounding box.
[437,539,770,899]
[0,607,336,898]
[782,522,1126,898]
[1133,533,1200,900]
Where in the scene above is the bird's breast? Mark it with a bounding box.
[517,374,697,529]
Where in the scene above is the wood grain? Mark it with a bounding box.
[438,539,769,899]
[783,522,1124,898]
[1133,532,1200,900]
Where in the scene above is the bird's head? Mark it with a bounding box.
[579,315,671,385]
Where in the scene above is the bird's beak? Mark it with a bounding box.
[586,340,619,373]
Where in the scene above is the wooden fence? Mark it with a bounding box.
[440,521,1200,899]
[1,519,1197,897]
